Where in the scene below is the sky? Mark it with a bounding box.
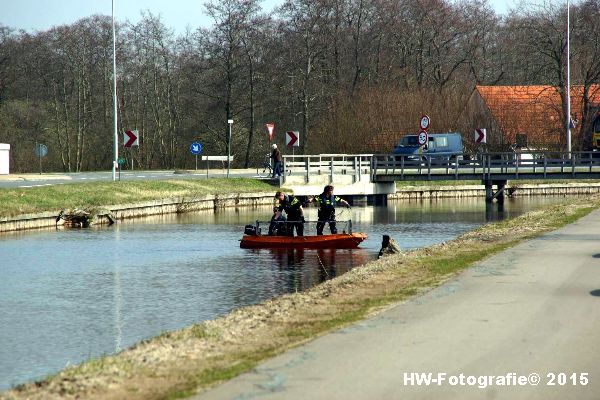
[0,0,527,36]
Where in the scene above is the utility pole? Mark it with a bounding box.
[566,0,571,155]
[112,0,119,181]
[227,119,233,178]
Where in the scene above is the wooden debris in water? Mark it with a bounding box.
[56,209,92,228]
[378,234,401,258]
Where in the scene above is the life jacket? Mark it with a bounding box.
[278,195,302,216]
[315,193,340,213]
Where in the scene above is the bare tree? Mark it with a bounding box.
[572,0,600,149]
[202,0,261,164]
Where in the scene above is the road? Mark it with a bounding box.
[0,169,267,189]
[193,210,600,399]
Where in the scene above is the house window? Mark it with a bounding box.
[594,116,600,133]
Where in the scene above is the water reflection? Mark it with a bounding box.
[247,247,371,292]
[0,196,577,390]
[486,202,505,222]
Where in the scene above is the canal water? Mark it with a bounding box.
[0,196,573,390]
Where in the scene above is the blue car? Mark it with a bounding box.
[393,133,464,163]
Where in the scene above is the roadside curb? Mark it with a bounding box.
[0,174,73,182]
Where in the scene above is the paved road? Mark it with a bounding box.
[0,169,268,189]
[194,210,600,400]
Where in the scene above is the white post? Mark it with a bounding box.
[112,0,119,181]
[227,119,233,178]
[566,0,571,155]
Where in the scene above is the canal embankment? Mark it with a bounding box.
[0,178,277,233]
[2,181,600,233]
[0,193,276,232]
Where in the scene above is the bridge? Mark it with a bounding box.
[281,151,600,202]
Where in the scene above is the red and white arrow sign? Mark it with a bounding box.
[124,130,139,147]
[286,131,299,147]
[265,123,275,141]
[474,128,486,144]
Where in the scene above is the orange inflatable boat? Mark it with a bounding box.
[240,232,367,249]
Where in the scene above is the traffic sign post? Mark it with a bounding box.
[189,142,202,170]
[418,131,429,146]
[420,115,431,131]
[265,123,275,142]
[33,143,48,175]
[475,128,486,144]
[117,157,125,180]
[123,130,139,172]
[418,115,430,156]
[123,130,139,147]
[285,131,300,147]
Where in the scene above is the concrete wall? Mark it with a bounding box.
[284,170,395,196]
[0,193,276,233]
[2,184,600,233]
[389,183,600,200]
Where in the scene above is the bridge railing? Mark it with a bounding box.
[280,151,600,183]
[281,154,373,183]
[371,151,600,180]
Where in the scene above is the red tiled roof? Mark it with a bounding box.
[476,85,600,147]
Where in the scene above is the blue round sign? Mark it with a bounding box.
[189,142,202,155]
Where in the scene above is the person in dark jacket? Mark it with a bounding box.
[268,206,287,235]
[271,144,282,178]
[309,185,350,235]
[274,191,304,236]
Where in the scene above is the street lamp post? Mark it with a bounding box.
[227,119,233,178]
[566,0,571,155]
[112,0,119,181]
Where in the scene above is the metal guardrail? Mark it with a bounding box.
[371,151,600,181]
[282,152,600,182]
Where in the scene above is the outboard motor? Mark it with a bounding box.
[244,224,257,235]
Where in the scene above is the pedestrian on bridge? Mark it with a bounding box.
[271,144,282,178]
[309,185,350,235]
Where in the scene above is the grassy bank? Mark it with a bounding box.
[4,194,599,400]
[0,179,277,218]
[2,177,596,219]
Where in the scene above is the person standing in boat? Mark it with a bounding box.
[274,191,305,236]
[309,185,350,235]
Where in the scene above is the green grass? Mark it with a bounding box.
[166,351,278,399]
[0,178,277,218]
